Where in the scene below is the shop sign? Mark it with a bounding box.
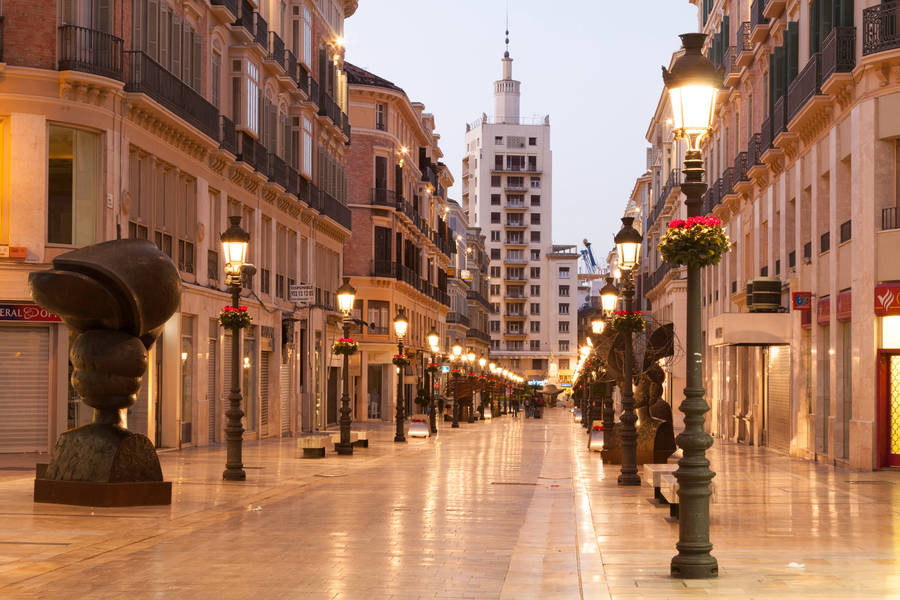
[817,296,830,325]
[875,283,900,316]
[836,291,852,322]
[792,292,812,311]
[0,304,60,322]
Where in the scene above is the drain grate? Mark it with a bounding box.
[848,480,893,485]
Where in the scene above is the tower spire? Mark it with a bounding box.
[504,1,510,58]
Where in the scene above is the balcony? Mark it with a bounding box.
[124,51,219,142]
[759,116,773,155]
[645,262,675,293]
[822,26,856,82]
[747,133,764,169]
[210,0,238,20]
[298,64,310,95]
[466,329,492,344]
[505,201,527,211]
[505,238,527,247]
[467,289,492,310]
[787,53,823,123]
[268,153,287,188]
[503,256,527,265]
[233,0,254,37]
[504,220,527,229]
[503,275,527,283]
[319,189,352,231]
[883,207,900,231]
[737,22,754,68]
[504,181,527,192]
[732,151,750,192]
[372,259,397,278]
[371,187,402,208]
[723,46,740,87]
[268,32,285,70]
[58,25,123,80]
[491,164,540,174]
[254,13,268,51]
[750,0,770,44]
[771,95,789,141]
[446,312,471,328]
[504,293,527,301]
[309,77,319,107]
[763,0,785,19]
[219,115,237,155]
[864,2,900,56]
[236,132,270,177]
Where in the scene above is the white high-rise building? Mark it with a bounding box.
[461,43,578,385]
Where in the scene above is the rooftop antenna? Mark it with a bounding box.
[504,0,510,58]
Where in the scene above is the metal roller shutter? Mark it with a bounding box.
[766,346,792,453]
[260,351,270,436]
[280,361,290,435]
[0,327,50,452]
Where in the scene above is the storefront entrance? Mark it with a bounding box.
[878,352,900,467]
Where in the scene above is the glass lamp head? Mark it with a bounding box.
[479,357,487,368]
[662,33,721,151]
[426,327,440,350]
[452,344,463,358]
[614,217,643,271]
[336,276,356,315]
[591,317,605,335]
[600,277,619,317]
[393,310,408,339]
[467,351,476,363]
[221,215,250,276]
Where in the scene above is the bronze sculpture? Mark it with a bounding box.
[30,239,181,506]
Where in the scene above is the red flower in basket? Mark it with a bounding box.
[593,424,603,431]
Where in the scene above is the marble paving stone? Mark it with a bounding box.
[0,410,898,598]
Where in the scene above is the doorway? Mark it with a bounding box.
[878,352,900,467]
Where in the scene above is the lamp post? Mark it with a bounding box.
[393,309,408,443]
[580,345,591,430]
[600,277,619,431]
[614,216,642,487]
[451,344,462,428]
[427,327,440,434]
[466,351,476,423]
[221,216,250,481]
[663,32,720,579]
[334,277,356,455]
[488,362,496,418]
[478,356,487,419]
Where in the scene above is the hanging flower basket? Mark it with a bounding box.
[593,424,604,431]
[218,305,252,329]
[451,367,463,377]
[332,338,358,356]
[612,310,645,333]
[425,362,440,374]
[392,354,410,367]
[658,216,730,268]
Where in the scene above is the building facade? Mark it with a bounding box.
[460,45,577,384]
[0,0,357,452]
[343,62,453,421]
[643,0,900,471]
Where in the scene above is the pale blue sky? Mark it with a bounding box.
[344,1,697,263]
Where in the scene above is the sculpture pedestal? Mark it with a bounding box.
[33,424,171,506]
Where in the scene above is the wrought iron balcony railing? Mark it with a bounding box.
[738,21,752,53]
[219,115,237,155]
[822,26,856,80]
[787,53,821,122]
[210,0,238,18]
[751,0,769,30]
[124,51,218,141]
[234,0,254,32]
[268,32,285,69]
[863,2,900,56]
[58,25,123,80]
[254,13,268,50]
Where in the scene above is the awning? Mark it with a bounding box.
[708,312,791,346]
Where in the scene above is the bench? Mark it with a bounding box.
[658,472,718,520]
[643,463,679,502]
[408,419,430,438]
[588,425,604,452]
[351,431,368,448]
[298,436,327,459]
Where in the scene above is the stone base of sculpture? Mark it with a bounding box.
[34,423,170,506]
[600,413,676,465]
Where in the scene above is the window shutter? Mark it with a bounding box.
[810,0,820,53]
[97,0,113,32]
[148,0,159,60]
[787,22,799,83]
[773,46,785,100]
[62,0,75,25]
[182,24,191,81]
[192,31,201,91]
[133,0,144,50]
[171,13,182,78]
[318,47,327,89]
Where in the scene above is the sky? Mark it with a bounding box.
[344,0,697,265]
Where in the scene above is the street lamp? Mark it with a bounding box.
[221,216,250,482]
[478,356,487,419]
[427,327,440,434]
[334,277,356,455]
[663,31,720,580]
[614,216,642,488]
[393,309,409,443]
[591,314,605,336]
[451,343,462,428]
[600,277,619,318]
[580,345,592,430]
[466,351,476,422]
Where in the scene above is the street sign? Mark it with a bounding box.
[288,283,314,304]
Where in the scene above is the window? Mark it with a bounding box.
[558,321,569,333]
[820,231,830,253]
[530,213,540,225]
[559,359,570,370]
[530,195,540,206]
[490,320,500,332]
[495,136,503,145]
[558,303,569,315]
[211,50,221,108]
[48,125,99,245]
[491,193,501,205]
[490,230,501,241]
[530,266,541,278]
[302,117,313,176]
[530,176,541,189]
[490,248,500,259]
[840,220,851,243]
[530,340,541,351]
[530,231,541,243]
[368,300,389,334]
[530,285,540,296]
[491,302,500,313]
[490,284,500,295]
[490,266,501,277]
[176,176,197,274]
[528,137,537,146]
[530,321,540,333]
[531,249,540,260]
[559,341,569,352]
[490,212,501,224]
[246,62,260,134]
[559,285,569,297]
[375,103,387,131]
[530,303,540,315]
[302,6,312,66]
[559,267,570,279]
[491,175,501,187]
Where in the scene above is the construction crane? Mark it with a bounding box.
[580,239,599,274]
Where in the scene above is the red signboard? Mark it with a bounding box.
[0,304,61,322]
[817,296,830,325]
[792,292,812,311]
[836,290,852,322]
[875,283,900,316]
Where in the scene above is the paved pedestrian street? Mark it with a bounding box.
[0,409,899,599]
